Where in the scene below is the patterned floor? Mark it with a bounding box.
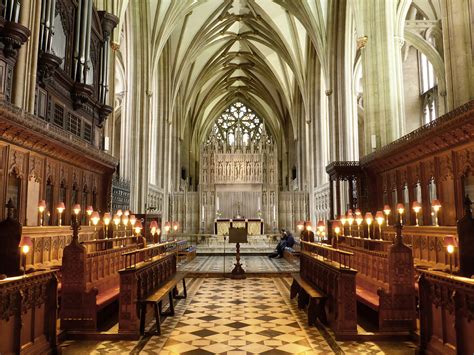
[60,277,418,354]
[178,256,299,274]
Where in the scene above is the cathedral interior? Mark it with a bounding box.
[0,0,473,354]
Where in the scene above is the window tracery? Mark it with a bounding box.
[207,102,271,145]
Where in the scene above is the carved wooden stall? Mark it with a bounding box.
[326,161,361,220]
[360,100,474,226]
[118,252,177,337]
[338,226,416,332]
[299,249,358,339]
[419,270,474,355]
[60,223,137,331]
[0,270,58,355]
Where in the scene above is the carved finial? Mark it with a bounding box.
[71,214,81,242]
[5,198,14,219]
[394,220,403,245]
[464,194,472,217]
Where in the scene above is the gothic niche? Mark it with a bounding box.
[199,102,278,233]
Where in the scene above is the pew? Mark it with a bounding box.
[297,243,357,339]
[338,226,417,332]
[283,241,300,264]
[60,232,138,331]
[118,250,178,337]
[0,270,58,354]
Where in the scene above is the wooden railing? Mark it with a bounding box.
[121,240,186,268]
[300,252,357,339]
[419,269,474,355]
[381,225,459,271]
[0,270,58,354]
[339,235,393,252]
[81,235,137,252]
[22,226,96,270]
[119,252,177,336]
[301,241,353,269]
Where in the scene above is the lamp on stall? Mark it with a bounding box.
[443,235,458,274]
[296,221,304,232]
[122,214,129,236]
[365,212,373,239]
[355,208,362,217]
[383,205,391,226]
[315,221,324,241]
[113,214,120,236]
[86,206,93,225]
[116,209,123,218]
[375,211,385,239]
[347,211,354,236]
[124,210,130,217]
[157,228,162,243]
[340,215,347,237]
[432,199,441,227]
[355,213,363,237]
[134,220,143,237]
[18,236,33,276]
[91,211,100,235]
[103,212,111,238]
[150,220,158,242]
[396,203,405,224]
[56,202,65,226]
[333,221,341,246]
[129,215,137,231]
[173,222,179,233]
[38,200,46,226]
[412,201,422,226]
[164,222,171,240]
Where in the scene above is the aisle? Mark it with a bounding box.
[178,255,299,274]
[60,277,417,354]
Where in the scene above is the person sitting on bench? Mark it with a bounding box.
[269,229,290,258]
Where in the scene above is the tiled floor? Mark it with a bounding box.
[178,256,299,274]
[60,277,418,354]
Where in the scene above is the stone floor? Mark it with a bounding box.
[60,277,418,354]
[178,255,299,274]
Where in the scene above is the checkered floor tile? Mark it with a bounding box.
[178,256,299,274]
[60,277,417,354]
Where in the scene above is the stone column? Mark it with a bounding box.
[352,0,406,154]
[441,0,474,110]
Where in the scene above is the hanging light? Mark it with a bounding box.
[412,201,422,226]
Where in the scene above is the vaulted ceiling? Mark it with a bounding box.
[135,0,330,145]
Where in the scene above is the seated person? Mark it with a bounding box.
[269,229,288,258]
[286,231,295,249]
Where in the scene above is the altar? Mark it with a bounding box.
[215,218,264,236]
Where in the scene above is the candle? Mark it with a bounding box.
[273,205,276,220]
[201,205,205,221]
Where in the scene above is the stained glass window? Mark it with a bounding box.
[207,102,270,145]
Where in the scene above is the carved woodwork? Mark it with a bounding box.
[338,225,416,332]
[0,200,22,277]
[300,252,357,339]
[60,234,137,331]
[457,197,474,277]
[419,270,474,355]
[359,100,474,225]
[0,270,58,354]
[118,252,177,336]
[0,100,117,224]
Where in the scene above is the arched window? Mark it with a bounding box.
[207,102,271,145]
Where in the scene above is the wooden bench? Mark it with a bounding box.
[119,252,178,336]
[290,273,327,326]
[138,272,187,335]
[60,236,137,331]
[298,249,358,339]
[283,244,300,264]
[178,246,196,262]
